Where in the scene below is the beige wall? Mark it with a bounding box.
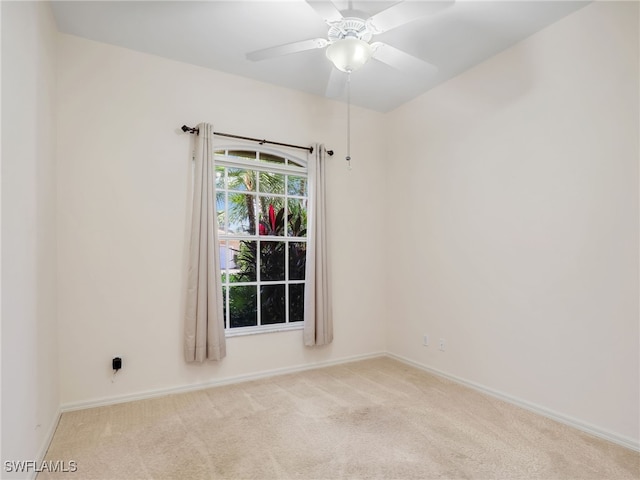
[1,1,60,474]
[56,34,388,407]
[385,2,639,445]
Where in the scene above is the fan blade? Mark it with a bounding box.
[330,0,351,11]
[371,42,438,78]
[306,0,344,23]
[325,67,348,98]
[367,1,454,33]
[246,38,328,62]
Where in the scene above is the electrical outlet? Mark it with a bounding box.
[112,357,122,371]
[439,339,446,351]
[423,334,429,346]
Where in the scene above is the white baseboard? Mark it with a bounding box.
[60,351,386,413]
[28,408,62,480]
[386,352,640,453]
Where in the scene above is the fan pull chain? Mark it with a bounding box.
[346,71,352,170]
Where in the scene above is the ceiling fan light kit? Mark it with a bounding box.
[325,37,372,73]
[325,17,373,72]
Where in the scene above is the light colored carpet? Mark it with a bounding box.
[39,357,639,479]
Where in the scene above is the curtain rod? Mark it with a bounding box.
[181,125,334,156]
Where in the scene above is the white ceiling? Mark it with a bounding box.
[51,1,588,112]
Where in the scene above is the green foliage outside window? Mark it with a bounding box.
[229,205,306,327]
[217,161,308,330]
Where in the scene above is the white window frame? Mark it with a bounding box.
[214,145,308,337]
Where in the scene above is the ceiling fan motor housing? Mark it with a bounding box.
[327,17,373,43]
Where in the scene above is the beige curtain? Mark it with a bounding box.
[184,123,226,362]
[303,144,333,346]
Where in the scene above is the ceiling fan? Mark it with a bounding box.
[246,0,452,97]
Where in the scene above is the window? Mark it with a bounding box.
[215,148,308,335]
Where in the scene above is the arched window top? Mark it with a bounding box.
[214,145,307,174]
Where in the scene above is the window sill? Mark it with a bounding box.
[225,323,304,338]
